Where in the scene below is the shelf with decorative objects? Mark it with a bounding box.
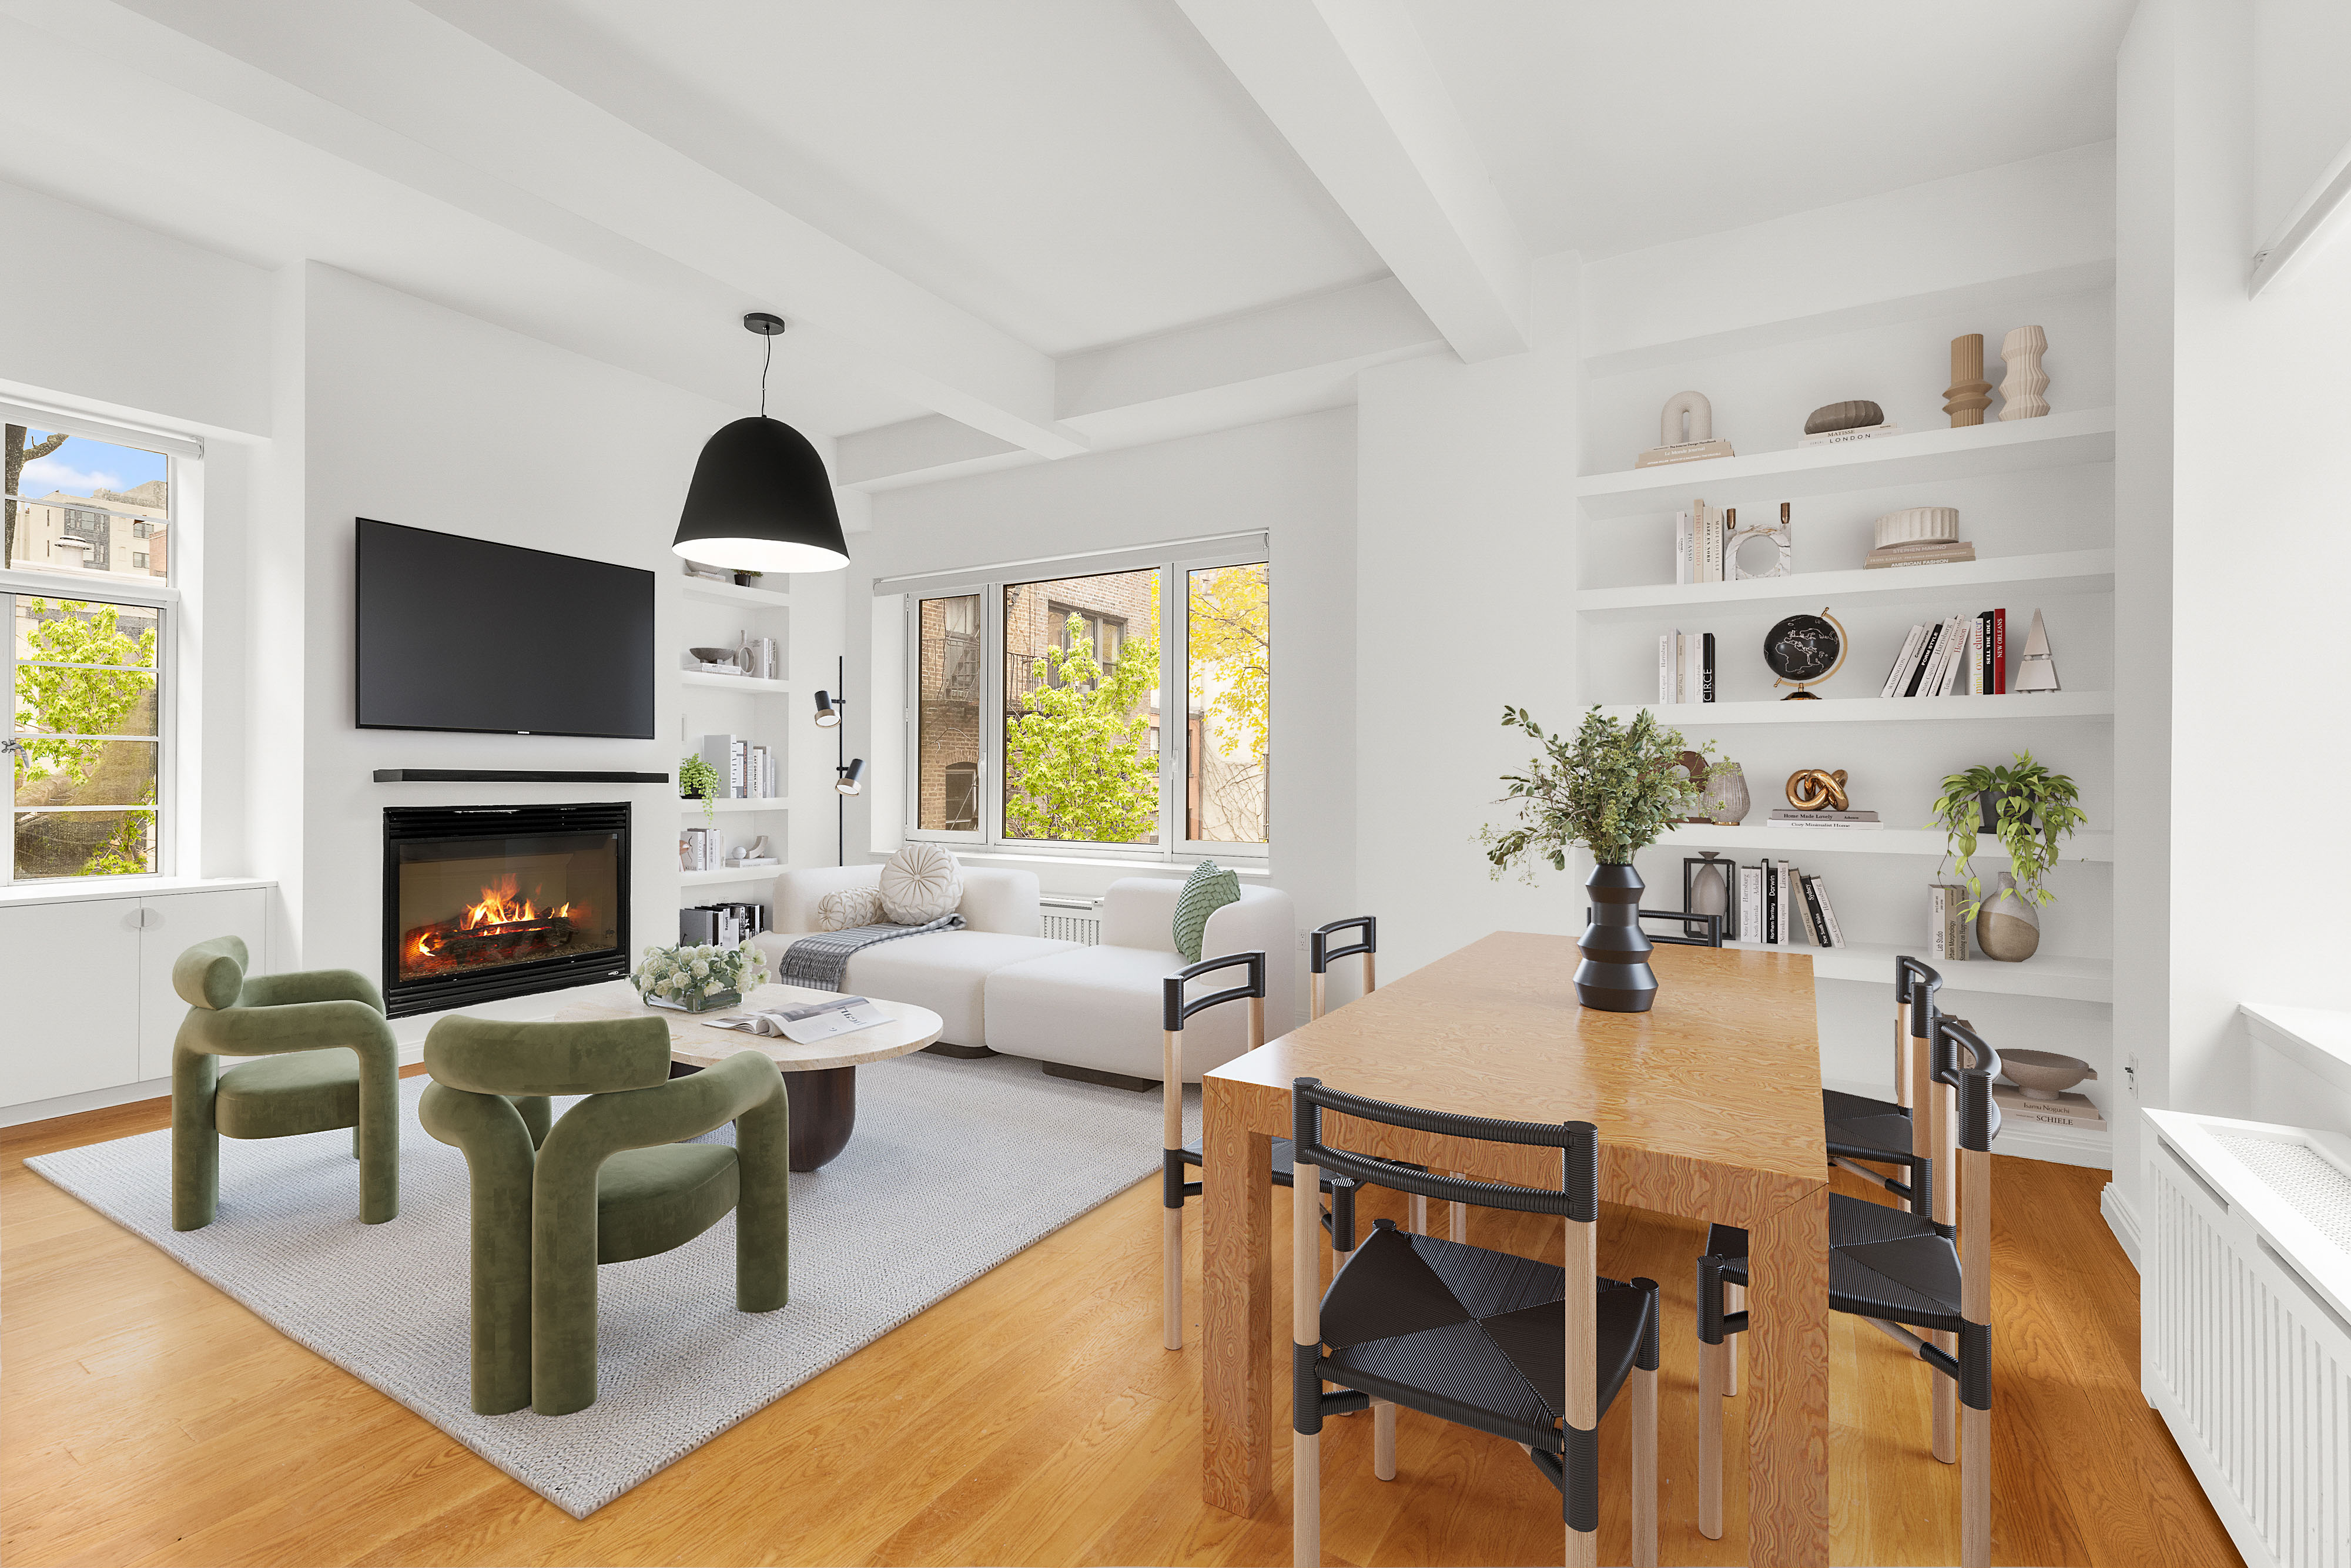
[679,866,783,888]
[1575,405,2115,520]
[1601,692,2111,726]
[679,671,791,695]
[1571,283,2120,1164]
[1656,822,2114,861]
[1574,548,2114,619]
[681,577,790,610]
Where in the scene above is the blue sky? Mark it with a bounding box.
[16,430,169,498]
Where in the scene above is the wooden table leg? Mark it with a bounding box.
[1746,1184,1830,1567]
[1201,1077,1272,1516]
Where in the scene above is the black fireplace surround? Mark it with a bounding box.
[382,802,632,1018]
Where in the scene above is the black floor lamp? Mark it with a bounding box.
[814,658,862,867]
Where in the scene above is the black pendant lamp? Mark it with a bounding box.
[672,312,849,574]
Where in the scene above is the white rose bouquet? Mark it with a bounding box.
[631,939,769,1012]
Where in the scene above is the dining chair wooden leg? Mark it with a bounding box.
[1448,1174,1466,1242]
[1933,1332,1958,1461]
[1292,1155,1322,1568]
[1632,1277,1661,1568]
[1372,1399,1396,1480]
[1724,1280,1743,1395]
[1697,1338,1723,1540]
[1163,1026,1184,1351]
[1409,1194,1427,1233]
[1563,1135,1599,1568]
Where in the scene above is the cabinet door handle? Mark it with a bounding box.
[140,905,162,930]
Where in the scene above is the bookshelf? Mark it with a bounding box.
[674,572,792,927]
[1576,276,2117,1167]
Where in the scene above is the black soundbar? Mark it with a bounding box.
[372,769,671,783]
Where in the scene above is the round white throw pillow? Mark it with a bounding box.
[879,843,963,924]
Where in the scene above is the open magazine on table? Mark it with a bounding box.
[706,994,889,1045]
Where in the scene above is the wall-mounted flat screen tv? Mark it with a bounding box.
[355,518,656,738]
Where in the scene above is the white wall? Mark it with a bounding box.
[2111,0,2351,1241]
[858,406,1357,1008]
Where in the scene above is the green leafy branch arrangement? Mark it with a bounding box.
[1927,749,2086,914]
[1482,705,1703,876]
[679,753,721,826]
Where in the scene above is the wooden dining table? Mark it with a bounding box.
[1201,931,1830,1567]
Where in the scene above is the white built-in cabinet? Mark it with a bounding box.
[0,879,271,1113]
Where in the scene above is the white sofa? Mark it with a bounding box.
[750,864,1074,1051]
[749,865,1295,1083]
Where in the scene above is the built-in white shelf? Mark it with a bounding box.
[682,796,789,815]
[681,578,790,609]
[1732,939,2111,1002]
[679,671,791,695]
[679,866,783,887]
[1602,691,2112,726]
[1575,548,2114,620]
[1657,822,2114,863]
[1574,406,2116,520]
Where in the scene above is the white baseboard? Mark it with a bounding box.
[2101,1180,2143,1271]
[2,1076,171,1128]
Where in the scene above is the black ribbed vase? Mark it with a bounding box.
[1575,862,1657,1013]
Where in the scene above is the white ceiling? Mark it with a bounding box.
[418,0,1388,356]
[1405,0,2135,259]
[0,0,2136,470]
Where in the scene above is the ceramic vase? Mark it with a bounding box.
[1576,863,1657,1012]
[1689,853,1731,932]
[1974,873,2041,963]
[1703,765,1751,825]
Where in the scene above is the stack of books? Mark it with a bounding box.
[700,733,781,799]
[1991,1084,2106,1133]
[1672,500,1728,584]
[1928,882,1971,961]
[1765,808,1881,830]
[1655,631,1715,704]
[1866,538,1977,568]
[681,827,725,870]
[1736,860,1847,948]
[1796,421,1903,448]
[1881,610,2010,696]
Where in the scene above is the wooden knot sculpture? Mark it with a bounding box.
[1784,768,1849,812]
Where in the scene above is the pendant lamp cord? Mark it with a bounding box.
[759,328,771,418]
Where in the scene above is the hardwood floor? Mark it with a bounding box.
[2,1081,2242,1567]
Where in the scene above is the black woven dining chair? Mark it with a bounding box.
[1287,1077,1660,1568]
[1694,1016,2000,1567]
[1308,915,1377,1020]
[1161,951,1361,1351]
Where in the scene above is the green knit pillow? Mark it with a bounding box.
[1173,860,1241,964]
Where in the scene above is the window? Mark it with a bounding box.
[893,537,1270,860]
[5,409,188,882]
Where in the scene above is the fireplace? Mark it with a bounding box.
[382,803,631,1018]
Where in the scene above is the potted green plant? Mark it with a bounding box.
[1482,705,1703,1012]
[1926,749,2086,962]
[679,752,721,826]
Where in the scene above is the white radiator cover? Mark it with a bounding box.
[2144,1109,2351,1568]
[1039,894,1101,947]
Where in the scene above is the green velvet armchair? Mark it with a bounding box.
[420,1016,791,1417]
[170,935,402,1232]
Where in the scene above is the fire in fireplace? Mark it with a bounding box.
[383,803,631,1017]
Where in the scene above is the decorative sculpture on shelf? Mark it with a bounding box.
[1803,400,1883,434]
[1726,501,1793,580]
[1636,390,1736,468]
[1945,333,1992,426]
[1998,326,2049,420]
[2011,609,2060,692]
[1763,604,1847,699]
[1784,768,1851,812]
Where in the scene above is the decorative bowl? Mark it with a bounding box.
[689,646,740,666]
[1804,399,1884,435]
[1999,1049,2097,1101]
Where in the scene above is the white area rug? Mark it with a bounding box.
[29,1051,1200,1518]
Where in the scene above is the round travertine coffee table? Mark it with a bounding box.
[557,981,943,1171]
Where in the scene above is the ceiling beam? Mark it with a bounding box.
[840,277,1442,490]
[13,0,1089,457]
[1173,0,1532,362]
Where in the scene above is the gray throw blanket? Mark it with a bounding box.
[780,913,965,991]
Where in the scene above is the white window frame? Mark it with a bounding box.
[3,398,198,885]
[886,534,1271,867]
